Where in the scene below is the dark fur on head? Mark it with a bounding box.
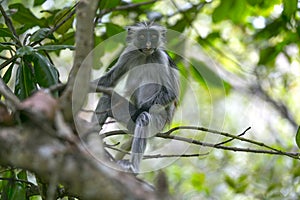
[126,21,166,47]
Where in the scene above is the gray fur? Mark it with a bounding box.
[93,22,179,173]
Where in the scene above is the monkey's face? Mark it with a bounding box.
[134,29,160,55]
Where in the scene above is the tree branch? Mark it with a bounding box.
[156,133,299,159]
[60,0,99,121]
[100,126,300,160]
[253,83,298,129]
[106,145,209,159]
[97,0,159,19]
[214,127,251,146]
[0,77,21,108]
[0,124,158,199]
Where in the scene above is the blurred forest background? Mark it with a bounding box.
[0,0,300,199]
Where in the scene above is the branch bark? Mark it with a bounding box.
[60,0,98,121]
[0,124,157,200]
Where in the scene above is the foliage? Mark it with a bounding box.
[0,0,299,199]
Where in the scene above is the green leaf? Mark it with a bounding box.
[25,52,59,88]
[3,63,15,83]
[258,46,281,65]
[35,44,75,51]
[54,8,75,34]
[1,170,13,199]
[16,46,35,57]
[56,31,75,46]
[212,0,233,23]
[0,42,14,51]
[246,0,263,6]
[205,32,221,41]
[169,18,187,32]
[10,182,27,200]
[283,0,297,19]
[190,58,224,88]
[34,0,46,6]
[30,28,52,42]
[228,0,247,23]
[8,4,47,29]
[105,23,124,37]
[254,18,284,40]
[191,173,205,191]
[295,126,300,149]
[99,0,120,9]
[0,28,13,38]
[17,170,27,181]
[213,0,247,23]
[225,175,236,189]
[14,60,38,100]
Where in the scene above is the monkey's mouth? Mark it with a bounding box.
[140,48,155,55]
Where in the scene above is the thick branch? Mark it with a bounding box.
[60,0,99,121]
[0,124,157,200]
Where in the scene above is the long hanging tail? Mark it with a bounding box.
[130,112,150,173]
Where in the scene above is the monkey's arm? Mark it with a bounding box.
[92,51,134,125]
[92,52,131,87]
[148,51,179,106]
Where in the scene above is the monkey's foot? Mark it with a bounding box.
[117,160,138,174]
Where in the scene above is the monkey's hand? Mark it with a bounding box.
[139,86,177,113]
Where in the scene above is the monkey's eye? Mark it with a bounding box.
[139,34,145,40]
[151,34,158,39]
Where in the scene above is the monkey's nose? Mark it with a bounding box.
[146,41,151,49]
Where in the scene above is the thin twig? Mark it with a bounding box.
[100,130,128,138]
[143,152,209,159]
[166,126,299,158]
[100,126,300,160]
[169,0,244,76]
[156,133,300,159]
[97,0,158,19]
[214,127,251,146]
[0,55,18,70]
[30,3,78,47]
[0,5,22,47]
[89,83,114,95]
[48,83,66,93]
[106,145,209,159]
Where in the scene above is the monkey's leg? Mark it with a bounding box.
[94,91,138,128]
[94,92,140,170]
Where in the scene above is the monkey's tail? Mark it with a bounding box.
[130,112,150,173]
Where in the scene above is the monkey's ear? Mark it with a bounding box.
[125,26,134,43]
[125,26,132,33]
